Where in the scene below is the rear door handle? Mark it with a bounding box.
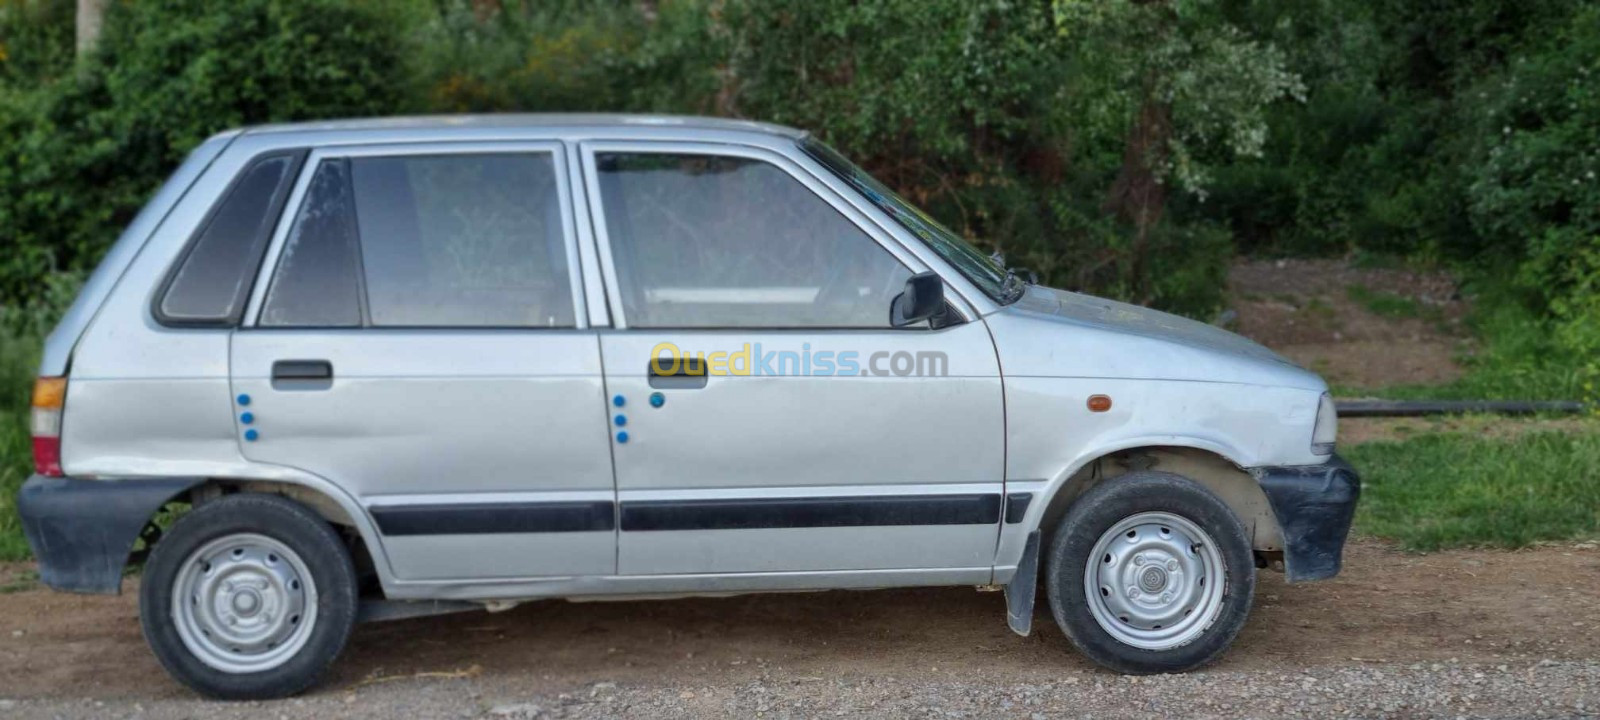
[272,360,333,390]
[647,357,707,390]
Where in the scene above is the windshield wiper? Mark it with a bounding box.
[1000,266,1033,304]
[989,251,1032,304]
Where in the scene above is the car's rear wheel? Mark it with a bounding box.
[140,493,357,699]
[1045,471,1255,674]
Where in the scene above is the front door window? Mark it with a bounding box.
[594,152,912,329]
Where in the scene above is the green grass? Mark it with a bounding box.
[0,569,37,594]
[1346,427,1600,550]
[1346,283,1423,318]
[0,329,39,561]
[1337,293,1589,402]
[1301,295,1337,321]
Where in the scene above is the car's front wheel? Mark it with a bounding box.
[1045,471,1255,674]
[140,493,358,699]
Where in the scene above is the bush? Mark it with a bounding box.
[0,268,75,563]
[406,0,1237,317]
[1472,14,1600,257]
[1462,6,1600,398]
[4,0,1596,329]
[1362,286,1586,402]
[0,0,414,305]
[0,325,39,562]
[0,0,75,91]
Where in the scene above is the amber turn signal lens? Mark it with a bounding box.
[1086,394,1112,412]
[32,377,66,409]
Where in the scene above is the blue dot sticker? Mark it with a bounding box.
[236,394,252,406]
[240,412,255,425]
[650,392,665,408]
[616,431,629,444]
[244,429,259,442]
[612,394,626,408]
[614,414,627,427]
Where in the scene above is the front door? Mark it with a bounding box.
[581,143,1005,578]
[231,143,616,582]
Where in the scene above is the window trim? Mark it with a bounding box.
[240,141,589,331]
[577,141,975,332]
[151,149,308,328]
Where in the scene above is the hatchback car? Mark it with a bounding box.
[19,115,1358,699]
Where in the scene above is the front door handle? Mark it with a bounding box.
[272,360,333,390]
[647,357,707,390]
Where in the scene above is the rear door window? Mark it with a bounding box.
[259,151,575,328]
[260,159,365,327]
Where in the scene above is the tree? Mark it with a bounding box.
[1055,0,1302,289]
[75,0,107,56]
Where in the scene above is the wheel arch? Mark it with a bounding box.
[1029,444,1285,559]
[175,474,390,595]
[20,465,392,598]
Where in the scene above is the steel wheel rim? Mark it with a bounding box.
[171,533,317,674]
[1083,511,1225,650]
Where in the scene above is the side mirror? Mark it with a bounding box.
[890,271,945,327]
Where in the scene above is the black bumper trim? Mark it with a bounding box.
[1251,455,1361,583]
[17,475,203,595]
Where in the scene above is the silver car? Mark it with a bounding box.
[18,115,1358,699]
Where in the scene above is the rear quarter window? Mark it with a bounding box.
[155,151,306,326]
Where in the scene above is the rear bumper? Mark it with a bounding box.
[17,475,202,594]
[1251,455,1361,583]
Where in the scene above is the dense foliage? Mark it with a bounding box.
[0,0,1595,340]
[0,0,411,302]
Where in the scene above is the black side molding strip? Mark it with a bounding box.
[621,494,1002,532]
[1004,493,1033,524]
[369,493,1009,536]
[371,501,614,536]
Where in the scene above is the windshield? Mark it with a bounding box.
[799,137,1015,303]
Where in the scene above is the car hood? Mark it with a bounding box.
[984,284,1325,390]
[1012,285,1295,367]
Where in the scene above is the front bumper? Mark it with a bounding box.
[1251,454,1361,582]
[17,474,202,594]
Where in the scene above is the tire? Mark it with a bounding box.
[139,493,358,699]
[1045,471,1255,674]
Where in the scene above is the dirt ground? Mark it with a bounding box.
[1228,258,1471,389]
[0,539,1597,717]
[1339,414,1600,445]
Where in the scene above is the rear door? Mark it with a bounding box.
[230,142,616,582]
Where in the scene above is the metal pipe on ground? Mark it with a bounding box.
[1336,400,1589,418]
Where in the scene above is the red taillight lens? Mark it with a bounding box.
[31,377,66,477]
[31,436,62,477]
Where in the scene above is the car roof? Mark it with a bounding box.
[239,113,807,141]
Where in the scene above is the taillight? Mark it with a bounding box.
[31,377,66,477]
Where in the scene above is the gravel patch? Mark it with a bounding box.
[3,660,1596,719]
